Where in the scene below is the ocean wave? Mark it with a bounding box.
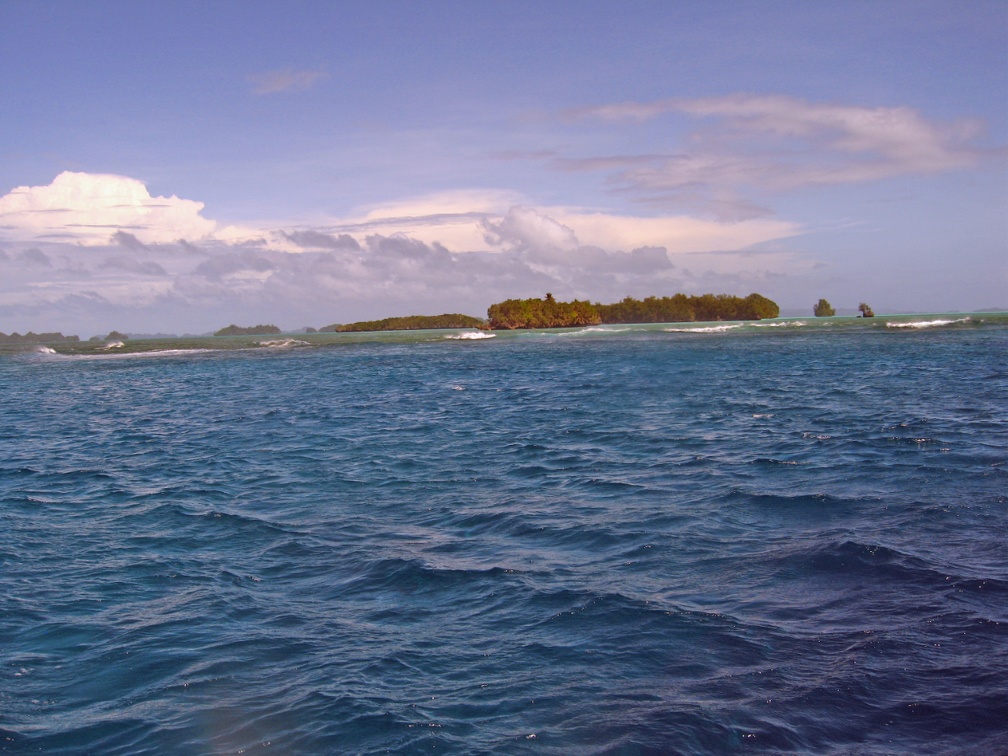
[786,539,947,584]
[3,320,1005,754]
[664,324,744,333]
[257,338,310,348]
[885,317,971,329]
[563,326,635,336]
[443,331,495,340]
[70,347,217,360]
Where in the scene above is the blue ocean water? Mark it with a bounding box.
[1,314,1006,754]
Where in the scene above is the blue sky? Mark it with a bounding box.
[1,0,1005,335]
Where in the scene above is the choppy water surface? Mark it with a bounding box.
[2,315,1006,753]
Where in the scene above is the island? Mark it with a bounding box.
[0,331,80,344]
[320,314,486,332]
[487,292,780,330]
[487,293,600,329]
[813,298,836,317]
[214,324,282,336]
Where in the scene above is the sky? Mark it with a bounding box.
[1,0,1005,336]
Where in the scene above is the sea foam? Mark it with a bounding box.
[257,338,310,348]
[754,320,807,328]
[885,317,970,329]
[664,324,743,333]
[444,331,495,340]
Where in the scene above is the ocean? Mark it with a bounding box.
[2,314,1006,754]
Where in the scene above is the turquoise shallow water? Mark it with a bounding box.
[2,314,1007,753]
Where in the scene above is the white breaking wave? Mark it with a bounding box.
[444,331,495,340]
[665,324,743,333]
[102,340,126,349]
[754,320,807,328]
[63,348,217,361]
[257,339,310,348]
[564,326,634,336]
[885,318,970,329]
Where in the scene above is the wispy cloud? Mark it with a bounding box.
[563,94,999,215]
[248,67,327,95]
[317,192,798,257]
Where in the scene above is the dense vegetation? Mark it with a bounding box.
[214,324,282,336]
[596,293,779,323]
[487,294,601,329]
[0,331,79,344]
[858,303,875,318]
[487,292,780,329]
[813,298,836,316]
[321,314,486,333]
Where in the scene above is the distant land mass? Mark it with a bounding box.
[214,324,282,336]
[0,331,79,344]
[320,314,486,332]
[487,293,780,329]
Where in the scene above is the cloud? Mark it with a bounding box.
[0,173,806,335]
[192,252,276,280]
[0,172,218,245]
[248,68,327,95]
[322,191,798,256]
[319,190,524,251]
[99,256,168,276]
[482,206,579,252]
[112,230,149,250]
[672,95,984,174]
[19,248,52,267]
[563,94,997,213]
[282,230,361,251]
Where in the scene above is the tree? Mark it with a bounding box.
[813,298,835,317]
[858,302,875,318]
[742,292,780,320]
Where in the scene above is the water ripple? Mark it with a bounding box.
[1,324,1006,752]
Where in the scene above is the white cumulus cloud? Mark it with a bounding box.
[482,206,579,252]
[0,172,218,245]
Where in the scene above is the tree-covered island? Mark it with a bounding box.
[321,314,486,332]
[813,298,836,317]
[487,292,780,329]
[214,324,282,336]
[0,331,80,345]
[487,293,601,329]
